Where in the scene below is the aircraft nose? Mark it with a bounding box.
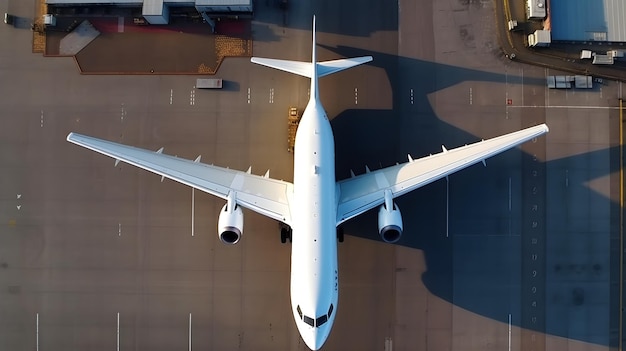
[302,326,330,350]
[303,332,319,350]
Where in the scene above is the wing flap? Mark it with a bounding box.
[336,124,549,224]
[67,133,293,224]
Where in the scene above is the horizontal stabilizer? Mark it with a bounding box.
[251,57,312,78]
[317,56,373,77]
[251,56,373,79]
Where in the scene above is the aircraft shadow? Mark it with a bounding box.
[326,45,620,347]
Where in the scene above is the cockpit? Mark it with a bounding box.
[296,303,334,327]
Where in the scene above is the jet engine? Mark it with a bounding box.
[217,200,243,245]
[377,191,403,243]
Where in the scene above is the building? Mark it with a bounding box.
[550,0,626,43]
[526,0,546,20]
[46,0,253,25]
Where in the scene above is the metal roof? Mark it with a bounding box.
[142,0,164,15]
[550,0,626,42]
[46,0,249,5]
[195,0,250,4]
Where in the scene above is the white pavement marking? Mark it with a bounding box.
[354,87,358,105]
[508,313,512,351]
[117,312,120,351]
[508,177,512,211]
[508,176,512,236]
[120,103,125,122]
[469,87,473,105]
[40,110,44,128]
[445,176,449,238]
[191,188,195,237]
[507,105,619,109]
[565,169,569,187]
[170,89,173,105]
[505,69,510,119]
[118,223,122,236]
[247,87,251,104]
[36,313,39,351]
[188,313,192,351]
[384,337,392,351]
[409,88,414,105]
[17,194,21,199]
[190,89,196,105]
[519,67,524,105]
[269,88,274,104]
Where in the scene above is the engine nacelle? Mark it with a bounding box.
[217,202,244,244]
[377,202,403,243]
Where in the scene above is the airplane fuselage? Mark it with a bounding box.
[290,96,339,349]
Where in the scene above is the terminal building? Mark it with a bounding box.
[45,0,253,25]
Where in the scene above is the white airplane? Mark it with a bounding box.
[67,17,548,350]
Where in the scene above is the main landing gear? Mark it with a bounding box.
[279,225,344,243]
[280,224,292,243]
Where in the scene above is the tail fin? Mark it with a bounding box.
[250,17,372,79]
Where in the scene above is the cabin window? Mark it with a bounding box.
[297,305,303,319]
[316,314,328,327]
[303,315,315,327]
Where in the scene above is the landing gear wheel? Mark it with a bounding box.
[337,226,344,243]
[280,225,292,243]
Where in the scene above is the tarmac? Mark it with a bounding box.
[44,16,252,74]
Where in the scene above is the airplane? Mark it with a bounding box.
[66,16,548,351]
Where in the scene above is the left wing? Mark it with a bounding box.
[336,124,549,225]
[67,133,293,225]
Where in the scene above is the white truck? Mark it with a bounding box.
[528,30,551,47]
[196,78,223,89]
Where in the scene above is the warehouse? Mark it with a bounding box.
[549,0,626,42]
[45,0,252,25]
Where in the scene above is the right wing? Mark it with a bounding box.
[336,124,549,225]
[67,133,294,225]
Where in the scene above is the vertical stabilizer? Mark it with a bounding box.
[310,16,319,99]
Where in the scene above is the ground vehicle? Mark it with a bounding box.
[196,78,222,89]
[287,107,300,152]
[4,13,14,25]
